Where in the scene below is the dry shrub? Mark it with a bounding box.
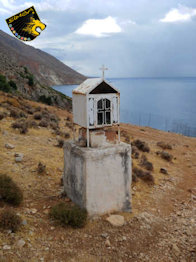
[66,122,72,129]
[125,136,130,143]
[19,111,27,118]
[66,116,71,121]
[37,162,46,174]
[10,109,20,118]
[140,155,153,171]
[41,110,50,120]
[49,202,87,228]
[12,119,24,129]
[20,125,28,134]
[28,120,38,129]
[64,132,70,139]
[10,109,27,119]
[132,173,138,182]
[0,174,23,206]
[57,139,64,148]
[55,129,64,136]
[50,122,59,130]
[133,167,154,184]
[34,106,41,112]
[160,151,173,162]
[11,119,28,134]
[33,112,42,120]
[0,112,5,120]
[132,146,140,159]
[50,113,59,123]
[157,141,172,150]
[0,209,22,232]
[39,119,49,127]
[25,105,35,115]
[132,139,150,153]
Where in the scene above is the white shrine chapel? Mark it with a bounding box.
[63,67,132,215]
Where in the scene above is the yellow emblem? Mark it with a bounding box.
[6,6,46,41]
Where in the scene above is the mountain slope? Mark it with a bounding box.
[0,30,85,86]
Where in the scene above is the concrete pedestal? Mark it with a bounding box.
[63,142,132,215]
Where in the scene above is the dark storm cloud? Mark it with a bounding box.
[0,0,196,77]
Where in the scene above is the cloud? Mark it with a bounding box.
[0,7,10,13]
[160,5,196,23]
[75,16,122,37]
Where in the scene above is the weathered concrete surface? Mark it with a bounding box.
[63,142,132,215]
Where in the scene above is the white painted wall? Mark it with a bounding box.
[73,94,87,128]
[73,93,120,129]
[63,142,132,215]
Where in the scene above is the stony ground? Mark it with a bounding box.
[0,92,195,262]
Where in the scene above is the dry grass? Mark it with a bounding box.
[157,141,172,150]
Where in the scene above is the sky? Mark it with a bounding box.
[0,0,196,77]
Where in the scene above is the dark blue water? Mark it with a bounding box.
[53,77,196,137]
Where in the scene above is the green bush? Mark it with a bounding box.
[0,81,11,93]
[39,95,52,105]
[8,80,17,90]
[0,209,22,232]
[19,72,25,78]
[0,74,18,93]
[27,75,34,86]
[50,202,87,228]
[24,66,28,74]
[0,174,23,206]
[0,74,6,83]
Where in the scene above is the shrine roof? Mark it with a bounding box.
[72,78,119,95]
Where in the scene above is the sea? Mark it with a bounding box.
[53,77,196,137]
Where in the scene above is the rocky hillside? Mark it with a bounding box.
[0,30,87,110]
[0,30,86,86]
[0,92,195,262]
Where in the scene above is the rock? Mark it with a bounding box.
[29,231,33,236]
[172,244,180,256]
[106,215,125,227]
[31,208,37,214]
[15,153,23,162]
[43,209,49,215]
[3,245,11,250]
[5,143,15,149]
[2,131,8,136]
[105,239,111,247]
[17,239,26,248]
[101,233,108,239]
[64,197,71,202]
[160,168,168,174]
[22,220,27,226]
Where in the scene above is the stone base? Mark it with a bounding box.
[78,128,118,148]
[63,142,132,215]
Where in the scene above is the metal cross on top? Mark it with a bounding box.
[100,65,108,79]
